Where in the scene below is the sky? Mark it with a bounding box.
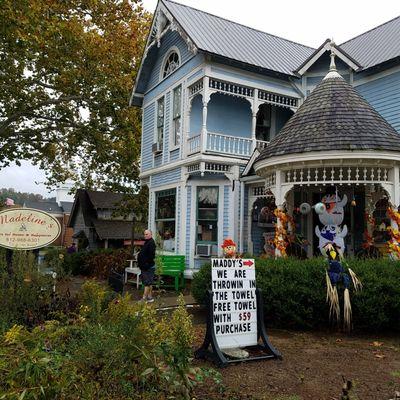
[1,0,399,197]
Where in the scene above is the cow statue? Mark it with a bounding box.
[315,193,348,257]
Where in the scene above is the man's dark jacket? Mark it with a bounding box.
[137,238,156,271]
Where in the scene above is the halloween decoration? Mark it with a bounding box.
[387,208,400,260]
[324,243,362,331]
[362,212,375,249]
[221,238,238,258]
[315,192,348,257]
[300,202,311,215]
[273,208,294,257]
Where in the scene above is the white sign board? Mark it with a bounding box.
[0,208,61,250]
[211,258,257,349]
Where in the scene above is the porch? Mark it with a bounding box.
[185,76,298,158]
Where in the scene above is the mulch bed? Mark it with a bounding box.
[192,326,400,400]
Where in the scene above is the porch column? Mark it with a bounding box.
[392,165,400,209]
[183,96,191,158]
[251,89,258,152]
[201,76,210,153]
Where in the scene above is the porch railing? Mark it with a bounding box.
[256,140,269,151]
[185,133,270,157]
[187,134,201,155]
[206,132,252,157]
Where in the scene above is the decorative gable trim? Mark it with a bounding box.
[242,148,260,177]
[130,0,198,106]
[295,39,361,76]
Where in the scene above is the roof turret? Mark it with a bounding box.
[256,54,400,162]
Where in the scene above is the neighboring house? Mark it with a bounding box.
[68,189,140,250]
[131,0,400,275]
[24,184,74,247]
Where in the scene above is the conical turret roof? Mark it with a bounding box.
[256,60,400,162]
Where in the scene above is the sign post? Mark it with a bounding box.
[195,258,282,367]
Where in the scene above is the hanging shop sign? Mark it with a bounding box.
[0,208,61,250]
[211,258,258,349]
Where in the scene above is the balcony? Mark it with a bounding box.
[186,132,269,157]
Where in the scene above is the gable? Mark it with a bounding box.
[296,40,360,76]
[145,29,195,92]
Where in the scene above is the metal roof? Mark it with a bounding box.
[340,16,400,70]
[255,69,400,161]
[163,0,315,77]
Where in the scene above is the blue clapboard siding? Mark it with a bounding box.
[195,259,209,269]
[207,93,252,137]
[356,70,400,133]
[176,186,181,253]
[185,186,192,267]
[141,103,155,172]
[223,186,229,239]
[163,92,171,164]
[147,30,194,91]
[170,148,180,161]
[151,168,181,188]
[243,186,249,253]
[187,68,203,83]
[306,52,350,74]
[145,54,204,104]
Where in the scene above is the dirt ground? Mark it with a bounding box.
[192,325,400,400]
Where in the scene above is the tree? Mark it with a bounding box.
[0,0,151,193]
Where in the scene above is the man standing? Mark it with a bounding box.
[137,229,156,302]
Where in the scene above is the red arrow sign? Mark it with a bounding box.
[243,260,254,267]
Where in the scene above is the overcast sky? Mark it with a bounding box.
[1,0,399,197]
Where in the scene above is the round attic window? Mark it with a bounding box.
[163,51,180,78]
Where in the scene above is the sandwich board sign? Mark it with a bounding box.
[211,258,258,349]
[195,258,282,367]
[0,208,61,250]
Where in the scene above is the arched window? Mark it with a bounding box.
[162,50,180,79]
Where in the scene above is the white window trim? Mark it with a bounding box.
[169,84,183,152]
[154,95,165,145]
[154,188,177,253]
[159,46,181,82]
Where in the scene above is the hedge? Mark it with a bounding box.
[191,257,400,332]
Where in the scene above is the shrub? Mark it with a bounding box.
[0,250,77,333]
[191,257,400,332]
[0,282,206,399]
[83,248,130,279]
[63,251,88,276]
[43,246,67,278]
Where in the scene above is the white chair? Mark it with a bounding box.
[124,258,141,289]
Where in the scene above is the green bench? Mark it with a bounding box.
[159,255,185,291]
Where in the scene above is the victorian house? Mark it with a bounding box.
[131,0,400,276]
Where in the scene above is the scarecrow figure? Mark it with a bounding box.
[221,238,238,258]
[324,243,362,331]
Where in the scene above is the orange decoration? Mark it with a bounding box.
[362,212,375,249]
[386,208,400,258]
[273,208,294,257]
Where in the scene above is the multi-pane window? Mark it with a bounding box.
[155,189,176,252]
[163,51,180,78]
[197,187,218,244]
[156,97,165,145]
[172,85,182,146]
